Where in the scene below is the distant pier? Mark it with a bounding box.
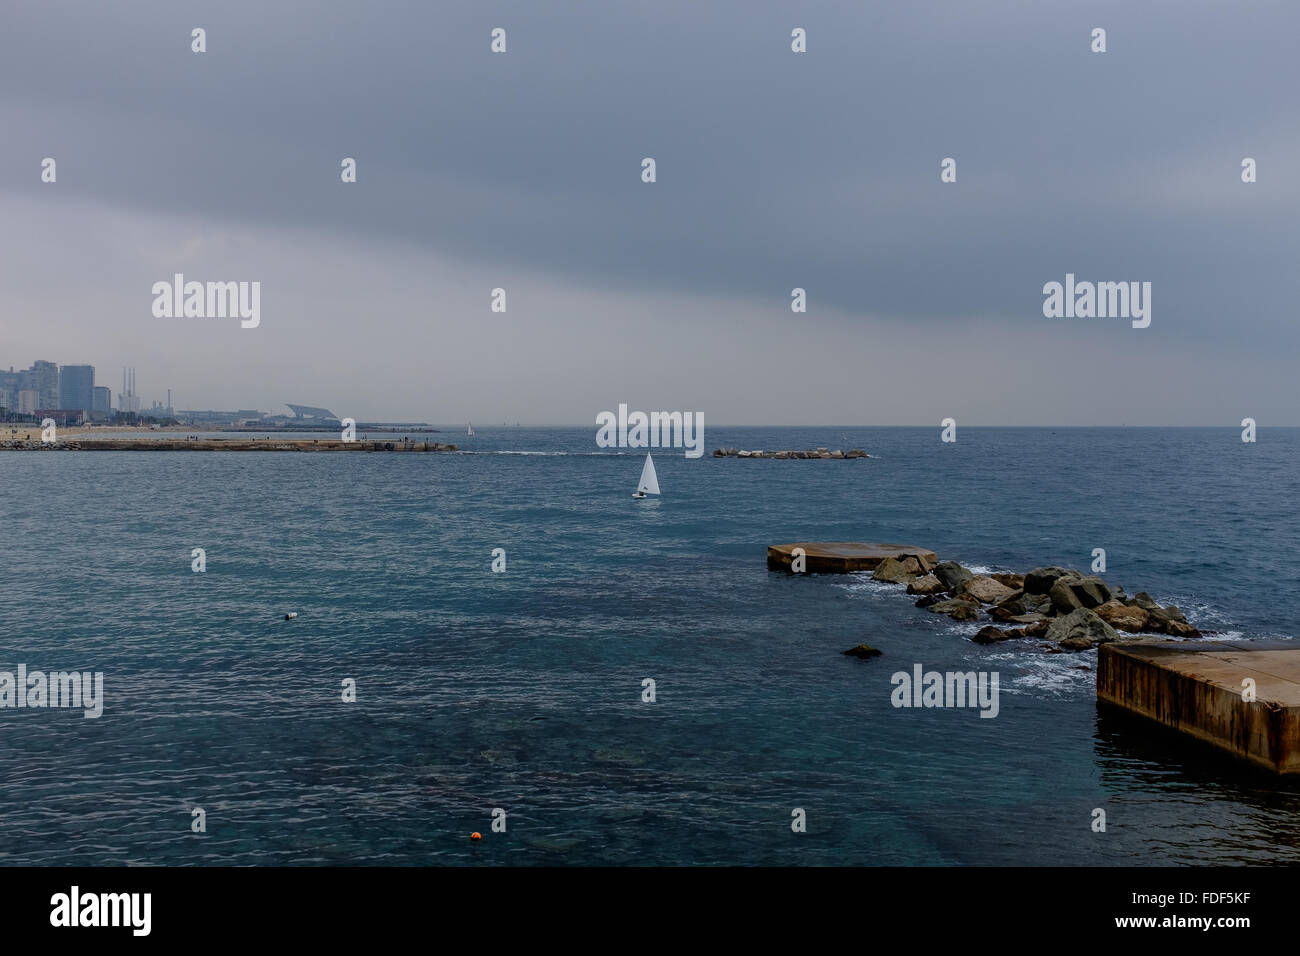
[1099,641,1300,774]
[0,439,458,453]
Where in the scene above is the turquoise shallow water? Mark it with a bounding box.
[1,426,1297,865]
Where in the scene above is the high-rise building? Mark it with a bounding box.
[0,367,20,413]
[59,364,95,411]
[25,361,59,410]
[92,386,111,412]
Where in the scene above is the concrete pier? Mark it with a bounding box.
[767,541,938,573]
[0,439,457,453]
[1098,641,1300,774]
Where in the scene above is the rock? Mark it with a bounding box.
[988,604,1019,622]
[1074,576,1112,607]
[1049,572,1111,614]
[925,597,981,621]
[1022,592,1054,614]
[1048,578,1084,614]
[972,626,1012,645]
[914,594,944,608]
[901,552,935,574]
[1003,628,1027,639]
[1094,601,1149,633]
[998,591,1049,616]
[843,643,883,659]
[1141,606,1184,633]
[906,573,946,595]
[1127,591,1160,611]
[1152,604,1188,625]
[1023,620,1050,637]
[991,573,1025,590]
[1007,613,1049,625]
[872,556,922,583]
[1164,620,1203,639]
[960,575,1017,605]
[1045,607,1121,651]
[1024,567,1069,594]
[933,561,974,593]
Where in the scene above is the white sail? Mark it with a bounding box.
[636,453,660,495]
[467,422,474,436]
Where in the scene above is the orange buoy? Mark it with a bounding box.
[470,832,482,841]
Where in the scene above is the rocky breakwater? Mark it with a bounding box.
[0,439,458,453]
[714,447,868,459]
[876,558,1203,653]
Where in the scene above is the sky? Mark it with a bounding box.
[1,0,1297,424]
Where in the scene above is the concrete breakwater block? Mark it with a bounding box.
[767,541,938,574]
[1098,641,1300,774]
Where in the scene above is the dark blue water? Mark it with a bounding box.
[2,426,1297,865]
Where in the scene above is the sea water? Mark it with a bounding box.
[0,426,1296,865]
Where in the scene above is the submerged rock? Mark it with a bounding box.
[972,625,1013,645]
[843,643,883,659]
[1006,612,1049,625]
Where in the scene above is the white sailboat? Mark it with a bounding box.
[467,422,474,436]
[632,453,660,499]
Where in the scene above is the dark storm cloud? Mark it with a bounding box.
[1,0,1297,421]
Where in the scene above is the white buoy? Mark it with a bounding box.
[284,612,298,620]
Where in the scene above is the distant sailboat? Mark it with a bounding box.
[467,422,474,436]
[633,453,660,499]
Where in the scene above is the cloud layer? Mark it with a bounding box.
[2,0,1296,423]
